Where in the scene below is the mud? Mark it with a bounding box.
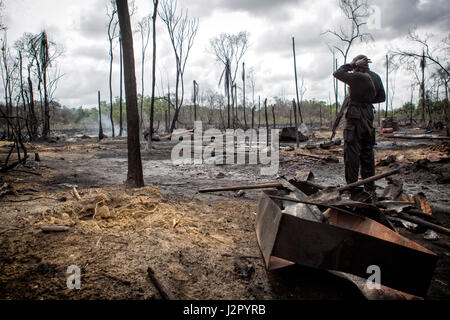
[0,128,449,299]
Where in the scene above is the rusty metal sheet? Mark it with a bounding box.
[256,190,438,297]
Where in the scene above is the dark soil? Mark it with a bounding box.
[0,129,449,300]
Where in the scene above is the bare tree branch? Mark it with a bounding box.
[321,0,372,64]
[158,0,199,132]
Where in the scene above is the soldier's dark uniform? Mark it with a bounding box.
[333,60,386,192]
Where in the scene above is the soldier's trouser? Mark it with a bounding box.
[344,118,376,191]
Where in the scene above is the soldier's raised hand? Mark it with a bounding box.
[355,56,372,68]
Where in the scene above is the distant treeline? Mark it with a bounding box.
[2,94,448,138]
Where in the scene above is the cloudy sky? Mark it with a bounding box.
[2,0,449,109]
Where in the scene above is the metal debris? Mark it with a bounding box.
[423,230,439,241]
[256,191,438,297]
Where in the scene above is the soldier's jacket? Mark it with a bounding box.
[333,63,386,143]
[333,63,386,190]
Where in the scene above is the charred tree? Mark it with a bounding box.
[17,49,31,139]
[322,0,373,96]
[26,63,37,139]
[333,55,339,115]
[232,83,237,127]
[264,98,269,146]
[385,54,389,117]
[116,0,144,187]
[210,32,248,129]
[0,108,27,172]
[242,62,247,129]
[292,99,299,148]
[159,0,199,133]
[225,58,231,128]
[0,35,11,139]
[292,37,303,123]
[251,106,255,129]
[247,66,256,129]
[107,3,118,137]
[272,104,276,129]
[147,0,159,151]
[41,33,50,138]
[420,50,426,123]
[137,14,152,131]
[28,31,53,139]
[390,30,449,125]
[119,34,123,136]
[258,96,261,128]
[193,80,198,122]
[98,90,105,140]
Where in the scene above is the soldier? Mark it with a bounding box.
[333,55,386,201]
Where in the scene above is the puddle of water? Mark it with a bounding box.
[390,133,448,139]
[375,140,439,149]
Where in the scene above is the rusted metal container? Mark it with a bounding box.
[256,190,438,297]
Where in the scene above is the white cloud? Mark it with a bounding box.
[0,0,448,110]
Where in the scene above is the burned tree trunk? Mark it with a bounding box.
[116,0,144,187]
[272,104,276,129]
[40,32,50,139]
[333,55,339,116]
[231,83,236,128]
[137,13,152,136]
[226,85,231,128]
[98,90,105,140]
[426,92,433,126]
[28,77,37,138]
[119,34,124,136]
[226,59,231,129]
[26,64,37,140]
[251,106,255,129]
[167,91,171,132]
[319,102,322,127]
[292,37,303,123]
[292,99,299,148]
[385,54,389,118]
[420,50,426,124]
[164,109,168,132]
[444,80,449,123]
[107,10,118,138]
[0,108,27,172]
[1,39,11,140]
[264,98,269,146]
[193,80,198,123]
[378,103,381,126]
[258,96,261,128]
[236,85,239,127]
[159,1,199,133]
[150,0,159,137]
[242,62,247,129]
[18,50,31,139]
